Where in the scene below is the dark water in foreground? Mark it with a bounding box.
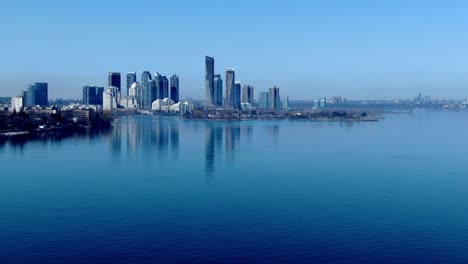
[1,111,468,263]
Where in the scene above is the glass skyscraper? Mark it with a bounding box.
[258,92,269,109]
[233,81,241,110]
[269,86,280,111]
[205,56,215,106]
[242,85,254,104]
[83,86,104,105]
[213,74,223,106]
[25,83,48,107]
[154,72,164,100]
[141,71,152,109]
[170,74,179,103]
[108,72,121,91]
[162,76,169,99]
[225,69,235,107]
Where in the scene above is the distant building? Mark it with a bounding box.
[126,72,137,96]
[268,86,280,111]
[170,74,179,103]
[213,74,223,106]
[154,72,164,100]
[242,85,254,104]
[10,96,24,113]
[108,72,121,92]
[313,99,320,109]
[128,82,141,108]
[225,68,235,107]
[82,86,104,105]
[26,85,35,106]
[319,98,327,108]
[282,96,290,110]
[103,87,120,111]
[21,90,28,106]
[232,81,241,109]
[120,96,138,109]
[258,92,269,109]
[34,83,48,106]
[205,56,215,107]
[162,76,169,99]
[141,71,152,109]
[25,83,48,107]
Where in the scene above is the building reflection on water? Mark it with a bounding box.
[110,116,180,162]
[204,122,279,181]
[0,117,281,181]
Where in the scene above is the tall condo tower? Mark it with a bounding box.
[205,56,215,107]
[126,72,137,96]
[108,72,121,92]
[170,74,179,103]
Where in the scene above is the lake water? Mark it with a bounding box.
[1,110,468,263]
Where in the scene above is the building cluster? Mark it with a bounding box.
[10,82,48,112]
[82,72,191,113]
[204,56,283,111]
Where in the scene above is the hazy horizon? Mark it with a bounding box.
[1,0,467,100]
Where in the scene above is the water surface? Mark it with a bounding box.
[1,111,468,263]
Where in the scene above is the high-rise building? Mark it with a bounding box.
[213,74,223,106]
[10,96,24,113]
[282,96,290,110]
[103,87,120,111]
[141,71,152,109]
[225,69,235,107]
[26,83,48,107]
[258,92,269,109]
[26,85,35,106]
[149,80,157,105]
[83,86,104,105]
[232,81,241,109]
[21,90,28,107]
[268,86,280,111]
[108,72,121,91]
[170,74,179,103]
[154,72,164,100]
[34,83,48,106]
[162,76,169,99]
[126,72,137,95]
[205,56,215,106]
[242,85,254,104]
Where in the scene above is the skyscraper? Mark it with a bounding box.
[213,74,223,106]
[232,81,241,110]
[126,72,137,95]
[225,69,235,107]
[108,72,121,91]
[283,96,290,110]
[25,83,48,107]
[170,74,179,103]
[242,85,254,104]
[83,86,104,105]
[26,85,35,106]
[269,86,280,111]
[154,72,164,100]
[149,80,157,106]
[141,71,152,109]
[258,92,269,109]
[162,76,169,99]
[205,56,215,107]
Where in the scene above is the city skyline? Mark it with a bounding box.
[1,1,468,100]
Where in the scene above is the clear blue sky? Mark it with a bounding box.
[1,0,467,100]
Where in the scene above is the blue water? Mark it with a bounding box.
[1,111,468,263]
